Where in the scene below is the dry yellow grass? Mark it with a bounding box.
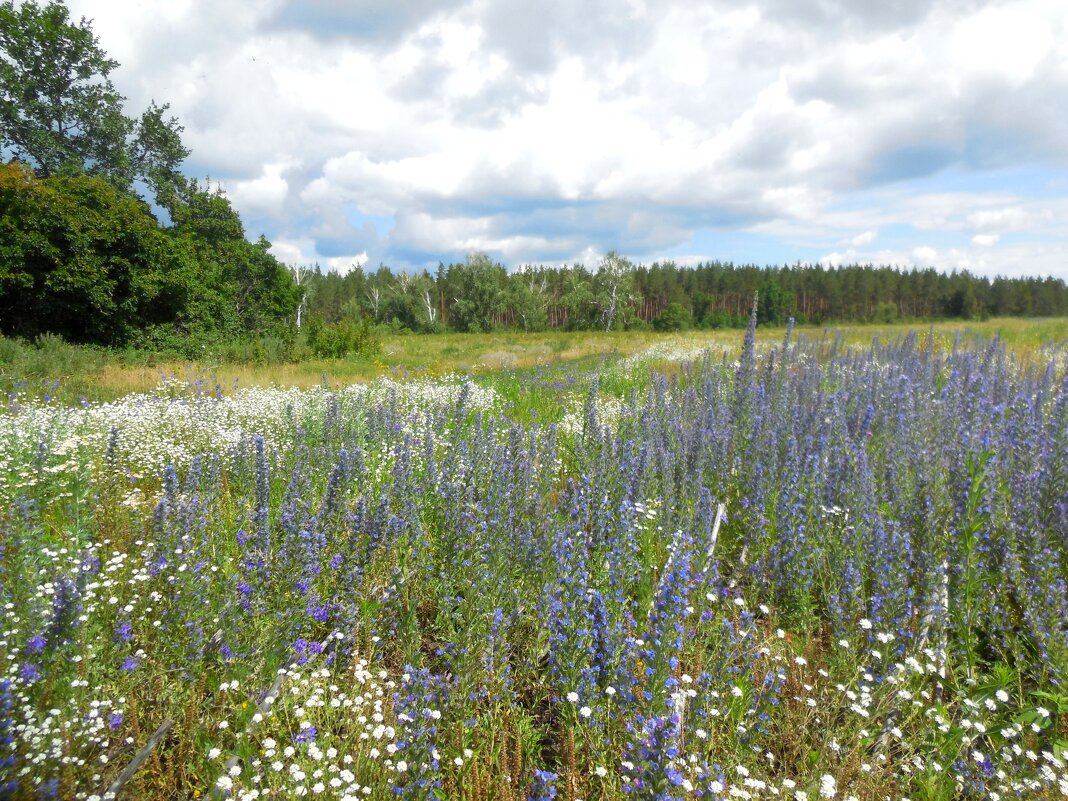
[13,317,1068,403]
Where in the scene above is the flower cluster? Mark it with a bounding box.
[1,330,1066,799]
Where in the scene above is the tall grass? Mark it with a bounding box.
[1,325,1067,799]
[4,318,1066,406]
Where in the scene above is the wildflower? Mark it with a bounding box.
[819,773,836,798]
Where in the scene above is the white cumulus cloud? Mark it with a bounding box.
[63,0,1068,277]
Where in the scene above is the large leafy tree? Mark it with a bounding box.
[0,0,188,198]
[508,266,549,331]
[448,253,506,332]
[0,2,301,349]
[756,278,794,326]
[593,251,637,331]
[0,161,194,345]
[167,180,299,339]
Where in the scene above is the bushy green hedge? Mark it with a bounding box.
[652,302,692,331]
[305,318,381,359]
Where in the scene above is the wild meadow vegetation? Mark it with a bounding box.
[2,317,1067,800]
[4,317,1068,407]
[3,0,1068,361]
[3,8,1068,798]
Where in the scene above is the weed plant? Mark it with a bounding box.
[0,322,1067,800]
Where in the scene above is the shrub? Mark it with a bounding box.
[306,317,381,359]
[652,302,692,332]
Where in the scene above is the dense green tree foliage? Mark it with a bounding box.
[446,253,507,333]
[0,0,188,198]
[305,316,380,359]
[755,278,794,325]
[303,257,1068,335]
[0,162,192,345]
[0,164,298,349]
[1,1,1064,355]
[163,180,300,343]
[653,302,692,331]
[0,1,297,352]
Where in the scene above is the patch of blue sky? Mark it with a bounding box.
[904,163,1067,196]
[266,2,419,42]
[347,207,394,238]
[864,145,958,187]
[874,223,963,251]
[996,229,1064,248]
[423,196,597,228]
[652,229,807,267]
[312,237,365,259]
[850,163,1068,203]
[382,243,456,272]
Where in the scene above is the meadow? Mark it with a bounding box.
[1,319,1067,800]
[4,317,1068,407]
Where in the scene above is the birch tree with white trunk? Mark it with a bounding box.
[595,251,636,332]
[288,263,311,330]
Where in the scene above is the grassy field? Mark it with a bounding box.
[2,317,1067,406]
[2,320,1067,799]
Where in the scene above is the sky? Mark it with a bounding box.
[65,0,1068,278]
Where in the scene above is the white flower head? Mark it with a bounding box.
[819,773,837,799]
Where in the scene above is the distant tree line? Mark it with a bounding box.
[303,254,1068,335]
[3,159,1066,352]
[2,1,1066,358]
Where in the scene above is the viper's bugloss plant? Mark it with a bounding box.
[0,332,1066,799]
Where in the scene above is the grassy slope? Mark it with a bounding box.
[2,317,1066,406]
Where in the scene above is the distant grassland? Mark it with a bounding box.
[2,317,1067,406]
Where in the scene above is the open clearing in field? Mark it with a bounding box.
[5,317,1067,406]
[2,321,1067,799]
